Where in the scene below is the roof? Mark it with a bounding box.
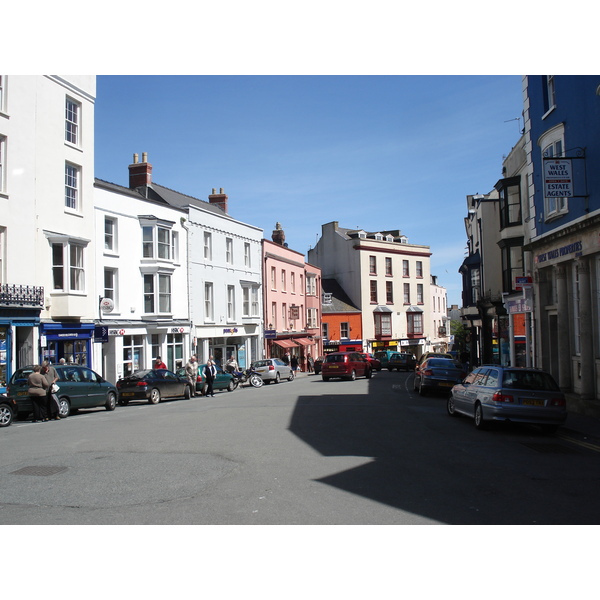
[321,279,360,313]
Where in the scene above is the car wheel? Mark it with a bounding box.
[118,398,130,406]
[288,372,294,382]
[105,392,117,411]
[58,397,71,418]
[322,376,330,381]
[149,388,161,404]
[227,380,235,392]
[474,403,487,430]
[184,385,191,399]
[348,370,356,381]
[365,368,372,379]
[388,368,394,372]
[413,376,419,391]
[0,405,14,427]
[274,372,281,384]
[447,395,458,417]
[418,380,427,396]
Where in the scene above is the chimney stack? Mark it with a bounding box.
[272,222,285,246]
[208,188,228,214]
[128,152,153,189]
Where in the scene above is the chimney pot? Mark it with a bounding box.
[142,152,148,163]
[133,153,139,164]
[208,188,228,214]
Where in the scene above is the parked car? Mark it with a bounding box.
[8,364,117,419]
[413,358,466,396]
[448,366,567,433]
[361,353,382,371]
[373,350,397,369]
[176,364,236,395]
[116,368,192,405]
[313,356,325,375]
[252,358,294,384]
[387,352,417,372]
[321,352,372,381]
[0,394,17,427]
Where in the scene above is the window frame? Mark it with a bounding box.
[65,162,80,211]
[386,281,393,304]
[385,257,392,276]
[65,96,81,146]
[340,322,350,339]
[51,240,86,293]
[204,282,214,321]
[370,280,378,303]
[369,255,377,275]
[204,232,212,260]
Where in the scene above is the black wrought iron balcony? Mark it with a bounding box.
[0,284,45,308]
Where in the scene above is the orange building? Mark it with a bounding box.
[321,279,363,354]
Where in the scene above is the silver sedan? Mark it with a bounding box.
[252,358,294,384]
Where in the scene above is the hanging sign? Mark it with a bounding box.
[544,159,573,198]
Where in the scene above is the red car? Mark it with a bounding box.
[321,352,372,381]
[361,353,382,371]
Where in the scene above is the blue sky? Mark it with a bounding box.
[95,75,524,306]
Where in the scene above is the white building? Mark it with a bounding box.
[94,167,191,383]
[101,155,264,372]
[307,221,433,358]
[0,75,97,390]
[430,275,449,352]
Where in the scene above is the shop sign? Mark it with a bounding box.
[535,241,583,265]
[544,159,573,198]
[94,326,109,343]
[264,329,277,339]
[223,328,238,334]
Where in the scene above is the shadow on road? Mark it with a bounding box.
[288,372,600,524]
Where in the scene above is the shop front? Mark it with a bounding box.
[40,322,95,367]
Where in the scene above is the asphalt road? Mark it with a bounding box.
[2,369,600,525]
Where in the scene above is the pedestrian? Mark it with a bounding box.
[28,365,49,422]
[185,355,198,396]
[307,353,314,373]
[41,360,61,420]
[154,356,167,370]
[203,360,217,397]
[225,355,238,374]
[282,351,290,366]
[290,355,299,373]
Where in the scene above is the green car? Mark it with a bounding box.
[8,364,118,419]
[176,364,236,395]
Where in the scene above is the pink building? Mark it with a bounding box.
[262,223,322,371]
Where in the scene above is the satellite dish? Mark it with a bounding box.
[100,297,114,313]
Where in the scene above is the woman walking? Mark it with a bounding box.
[28,365,49,422]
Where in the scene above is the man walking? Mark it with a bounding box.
[185,355,198,396]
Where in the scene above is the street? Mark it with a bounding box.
[1,370,600,525]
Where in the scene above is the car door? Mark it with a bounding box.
[79,367,106,407]
[60,366,88,409]
[161,370,184,398]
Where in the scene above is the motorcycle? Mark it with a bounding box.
[229,367,263,389]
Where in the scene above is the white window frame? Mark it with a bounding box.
[306,274,316,296]
[0,135,5,194]
[385,257,392,276]
[291,272,295,294]
[416,260,423,278]
[0,76,5,113]
[65,162,80,211]
[104,217,117,253]
[340,322,350,339]
[144,272,172,314]
[0,226,6,283]
[204,232,212,260]
[104,267,118,310]
[271,266,276,290]
[244,242,251,268]
[204,282,214,321]
[65,96,80,146]
[322,322,329,340]
[226,237,233,265]
[242,285,260,318]
[227,285,235,321]
[307,307,317,329]
[51,240,86,293]
[417,283,424,304]
[281,270,286,292]
[404,282,410,304]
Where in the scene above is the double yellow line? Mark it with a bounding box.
[558,432,600,453]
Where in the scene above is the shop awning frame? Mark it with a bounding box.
[272,339,298,348]
[292,338,312,346]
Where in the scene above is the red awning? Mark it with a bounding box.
[272,339,298,348]
[292,338,312,346]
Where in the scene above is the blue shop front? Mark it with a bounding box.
[39,322,95,366]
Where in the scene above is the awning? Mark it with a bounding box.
[272,339,298,348]
[292,338,312,346]
[406,305,423,313]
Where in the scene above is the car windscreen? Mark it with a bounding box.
[502,370,560,391]
[253,360,270,368]
[325,355,346,363]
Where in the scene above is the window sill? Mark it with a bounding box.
[64,141,83,153]
[64,207,83,218]
[542,105,556,120]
